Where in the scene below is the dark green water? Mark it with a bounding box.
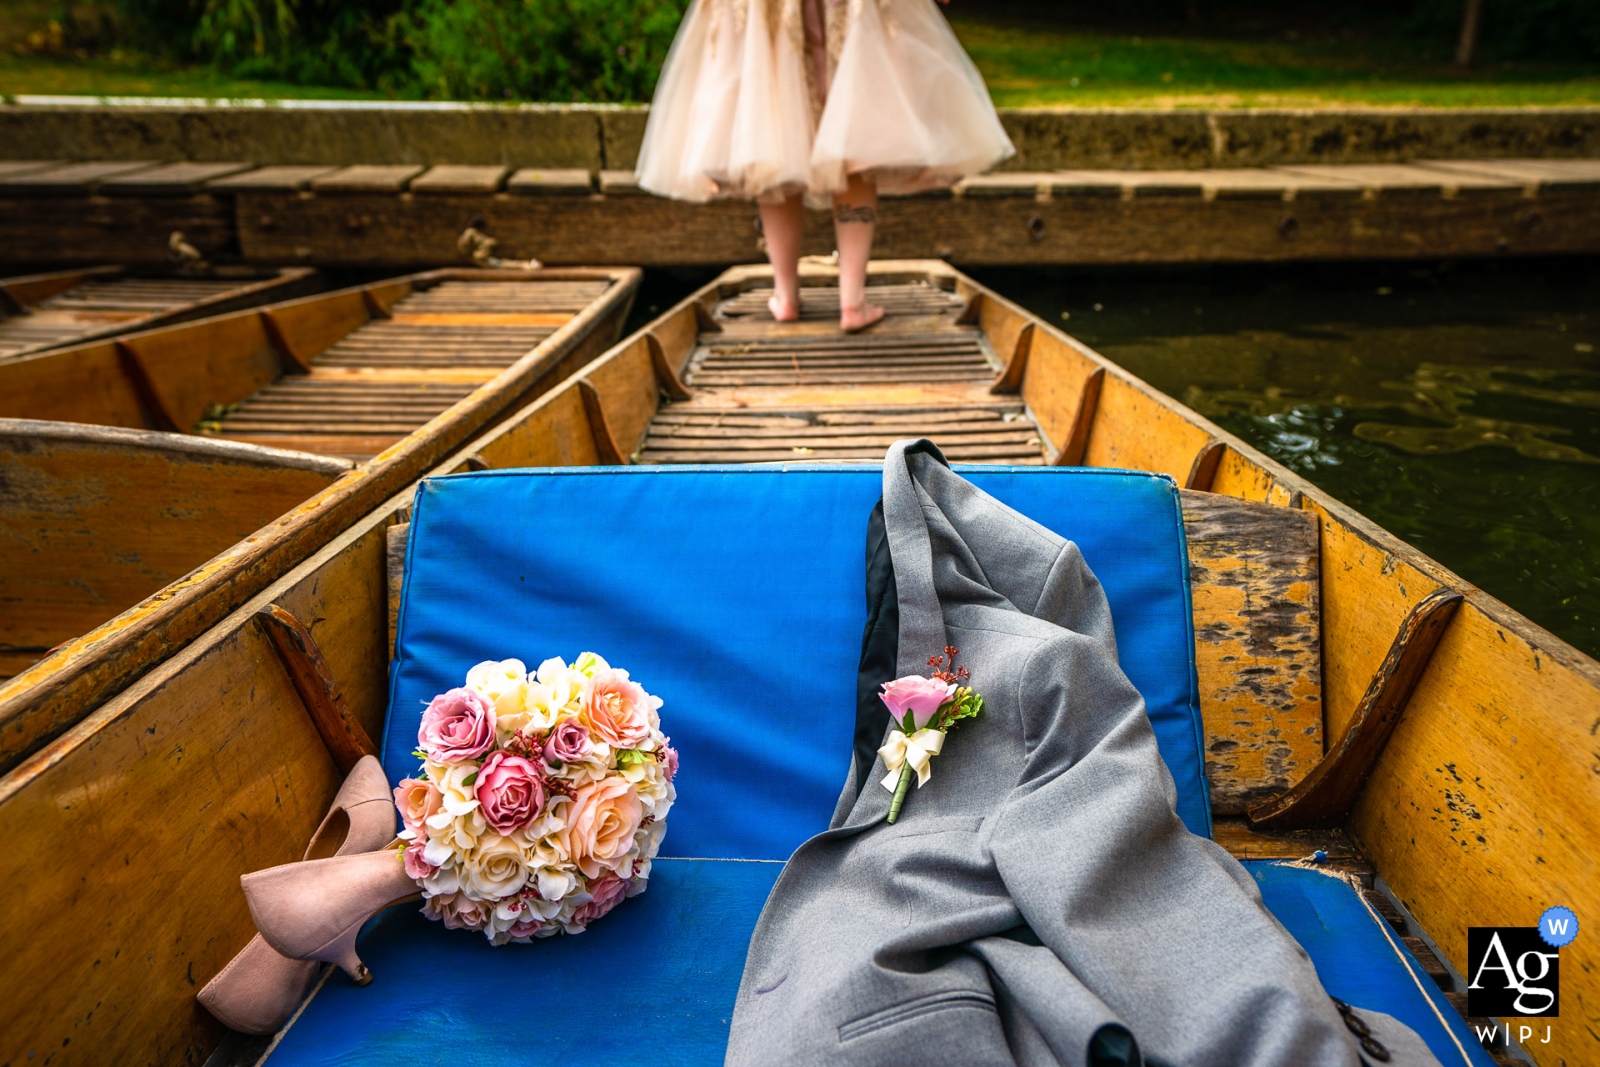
[974,260,1600,659]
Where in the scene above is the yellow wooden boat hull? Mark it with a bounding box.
[0,261,1589,1066]
[0,267,640,768]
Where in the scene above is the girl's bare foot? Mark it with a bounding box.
[839,302,884,333]
[768,292,801,322]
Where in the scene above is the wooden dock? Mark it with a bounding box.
[2,158,1599,267]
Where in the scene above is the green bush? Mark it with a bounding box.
[400,0,687,102]
[111,0,685,99]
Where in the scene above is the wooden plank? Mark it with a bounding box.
[1274,163,1521,198]
[256,603,378,773]
[0,496,399,1067]
[598,170,644,195]
[1182,490,1323,813]
[409,165,510,194]
[1057,168,1205,198]
[99,162,254,195]
[0,160,159,194]
[506,168,594,195]
[0,269,639,771]
[0,421,349,661]
[1083,373,1215,483]
[1350,599,1600,1067]
[1417,157,1600,194]
[310,165,425,194]
[230,183,1600,267]
[0,194,235,265]
[957,173,1053,199]
[206,165,338,192]
[1251,588,1464,830]
[0,161,63,179]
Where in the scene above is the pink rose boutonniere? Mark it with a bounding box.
[878,646,985,823]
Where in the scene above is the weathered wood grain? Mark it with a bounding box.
[219,182,1600,268]
[1181,490,1324,813]
[1351,597,1600,1067]
[0,269,638,773]
[1250,588,1462,829]
[0,498,399,1067]
[99,162,254,195]
[0,267,319,360]
[257,603,379,773]
[0,194,236,264]
[0,420,350,671]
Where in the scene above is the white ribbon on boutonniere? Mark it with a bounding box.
[878,728,945,791]
[877,646,984,823]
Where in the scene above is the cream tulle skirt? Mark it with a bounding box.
[636,0,1014,206]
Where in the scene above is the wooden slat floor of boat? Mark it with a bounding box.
[643,280,1048,466]
[210,279,591,457]
[717,282,967,321]
[687,282,995,389]
[0,276,273,358]
[640,406,1046,464]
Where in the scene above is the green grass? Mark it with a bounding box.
[2,20,1597,107]
[949,19,1600,108]
[0,53,386,101]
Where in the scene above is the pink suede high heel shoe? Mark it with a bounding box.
[197,756,395,1033]
[243,849,421,987]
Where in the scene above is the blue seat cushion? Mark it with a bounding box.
[382,465,1210,844]
[267,467,1488,1066]
[264,863,1490,1066]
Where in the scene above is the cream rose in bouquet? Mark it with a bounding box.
[393,653,676,944]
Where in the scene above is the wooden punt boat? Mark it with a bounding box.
[0,265,320,359]
[0,419,353,679]
[0,261,1591,1067]
[0,267,639,762]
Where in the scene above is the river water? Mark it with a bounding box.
[975,258,1600,659]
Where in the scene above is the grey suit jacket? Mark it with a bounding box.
[726,440,1442,1067]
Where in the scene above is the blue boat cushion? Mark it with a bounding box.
[265,862,1491,1067]
[264,466,1488,1066]
[382,465,1210,844]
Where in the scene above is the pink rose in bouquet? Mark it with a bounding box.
[393,778,443,838]
[423,891,490,933]
[475,751,547,834]
[397,652,675,945]
[402,839,438,880]
[418,687,497,761]
[582,668,653,748]
[543,717,592,766]
[564,776,644,878]
[571,873,628,926]
[878,674,956,730]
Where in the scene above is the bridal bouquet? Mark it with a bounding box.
[393,652,676,944]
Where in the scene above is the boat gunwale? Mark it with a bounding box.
[0,264,322,361]
[0,264,641,772]
[0,417,356,477]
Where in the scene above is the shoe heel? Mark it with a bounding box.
[317,924,373,986]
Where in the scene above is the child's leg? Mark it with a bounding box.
[833,173,883,332]
[759,195,804,322]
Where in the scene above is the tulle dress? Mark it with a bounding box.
[636,0,1014,207]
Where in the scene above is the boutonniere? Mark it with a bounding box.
[877,646,984,823]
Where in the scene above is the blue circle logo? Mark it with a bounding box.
[1539,905,1579,948]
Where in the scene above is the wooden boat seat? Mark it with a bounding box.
[263,466,1489,1066]
[208,279,612,460]
[0,266,317,360]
